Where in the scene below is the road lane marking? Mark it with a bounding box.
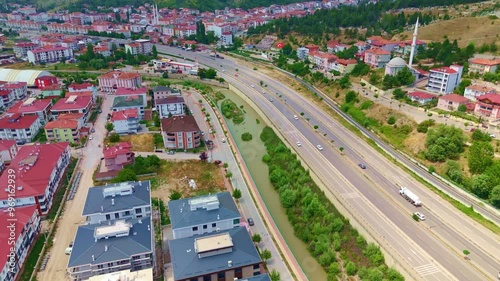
[342,192,360,199]
[415,263,440,277]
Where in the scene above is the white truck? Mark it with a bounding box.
[399,187,422,206]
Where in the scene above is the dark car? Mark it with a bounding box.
[247,218,254,226]
[358,163,367,169]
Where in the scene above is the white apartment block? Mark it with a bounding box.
[27,46,74,64]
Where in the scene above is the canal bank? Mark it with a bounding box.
[217,85,327,281]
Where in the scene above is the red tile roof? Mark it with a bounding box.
[409,91,436,99]
[439,94,469,103]
[0,81,27,89]
[365,48,390,55]
[476,93,500,104]
[161,115,200,133]
[8,99,52,114]
[155,96,185,105]
[58,113,84,120]
[103,142,132,159]
[0,114,38,129]
[68,82,94,91]
[0,139,16,151]
[111,108,138,121]
[51,95,92,111]
[65,91,93,98]
[469,58,500,66]
[0,89,12,96]
[0,142,69,199]
[430,67,457,74]
[0,205,39,271]
[44,118,78,129]
[99,70,141,80]
[115,87,148,96]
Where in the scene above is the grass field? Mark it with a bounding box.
[393,15,500,47]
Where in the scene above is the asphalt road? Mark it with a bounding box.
[157,45,500,281]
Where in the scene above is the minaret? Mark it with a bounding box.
[408,17,419,70]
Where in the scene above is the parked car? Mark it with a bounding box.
[88,135,94,140]
[247,218,254,226]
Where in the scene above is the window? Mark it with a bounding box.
[192,226,198,231]
[105,214,111,220]
[114,213,119,219]
[203,275,211,281]
[235,268,242,273]
[203,225,207,229]
[233,219,240,224]
[218,272,225,278]
[212,223,216,227]
[135,208,142,214]
[253,264,260,270]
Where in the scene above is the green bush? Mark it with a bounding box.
[241,132,253,141]
[388,116,396,125]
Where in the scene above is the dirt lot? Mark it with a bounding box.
[149,160,226,203]
[107,134,155,152]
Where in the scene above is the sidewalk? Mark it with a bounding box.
[185,89,305,281]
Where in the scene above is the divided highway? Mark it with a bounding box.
[157,46,499,280]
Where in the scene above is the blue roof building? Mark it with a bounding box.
[168,192,241,239]
[169,227,262,281]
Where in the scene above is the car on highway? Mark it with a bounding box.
[294,115,298,120]
[414,212,426,221]
[296,141,302,147]
[317,145,323,151]
[269,98,274,102]
[251,84,255,88]
[247,218,254,226]
[222,138,226,143]
[358,163,367,169]
[89,135,94,140]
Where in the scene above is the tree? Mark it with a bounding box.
[339,147,344,154]
[232,188,242,200]
[490,185,500,208]
[457,104,467,112]
[269,270,281,281]
[169,191,182,200]
[468,141,494,174]
[338,75,351,89]
[471,130,491,142]
[425,125,466,162]
[252,233,262,244]
[350,62,370,77]
[109,133,120,142]
[152,45,158,59]
[162,72,169,78]
[105,122,114,132]
[454,79,471,95]
[260,249,272,262]
[282,43,293,55]
[445,160,463,183]
[112,168,137,183]
[471,174,493,199]
[345,91,357,103]
[393,88,406,100]
[279,189,297,208]
[199,152,208,161]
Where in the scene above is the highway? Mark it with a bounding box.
[157,45,500,281]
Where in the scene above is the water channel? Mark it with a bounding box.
[214,87,327,281]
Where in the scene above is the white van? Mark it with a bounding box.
[65,247,72,255]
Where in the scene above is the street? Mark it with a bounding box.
[156,45,500,281]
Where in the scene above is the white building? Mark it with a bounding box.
[297,47,309,60]
[168,192,241,239]
[463,84,497,101]
[124,39,153,56]
[220,31,233,46]
[111,108,140,134]
[426,65,463,94]
[156,96,185,118]
[0,114,40,143]
[27,46,74,64]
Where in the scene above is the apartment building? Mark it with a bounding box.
[98,71,142,92]
[0,206,41,281]
[115,87,148,107]
[82,180,150,224]
[463,84,497,101]
[124,39,153,55]
[0,81,28,100]
[102,142,135,172]
[468,58,500,75]
[112,95,145,119]
[152,86,180,100]
[44,118,81,143]
[27,46,74,64]
[426,65,463,94]
[68,82,98,102]
[0,114,40,144]
[111,109,139,134]
[160,116,201,150]
[156,96,185,118]
[363,48,391,68]
[437,94,469,112]
[474,94,500,119]
[0,140,18,164]
[168,192,241,239]
[0,89,16,108]
[13,42,39,58]
[0,142,71,215]
[7,98,53,125]
[50,95,92,120]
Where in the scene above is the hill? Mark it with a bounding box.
[393,15,500,48]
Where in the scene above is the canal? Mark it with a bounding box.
[214,87,327,281]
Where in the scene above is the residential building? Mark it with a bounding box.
[169,227,262,281]
[68,82,98,101]
[0,114,40,144]
[464,84,497,101]
[0,140,18,164]
[156,96,185,118]
[220,31,233,46]
[67,217,154,281]
[168,192,240,239]
[0,142,71,215]
[7,98,52,125]
[331,59,357,75]
[0,81,28,100]
[152,86,180,100]
[468,58,500,75]
[50,95,92,120]
[115,87,148,107]
[111,109,140,134]
[426,65,463,94]
[82,180,150,224]
[27,46,74,64]
[35,76,58,89]
[437,94,469,111]
[474,94,500,119]
[13,42,39,58]
[44,118,81,143]
[160,115,201,150]
[102,142,135,172]
[296,47,309,60]
[0,206,41,281]
[0,89,16,108]
[364,48,391,68]
[124,39,153,55]
[112,95,145,119]
[408,91,436,105]
[98,71,142,92]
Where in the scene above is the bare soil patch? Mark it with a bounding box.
[108,134,154,152]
